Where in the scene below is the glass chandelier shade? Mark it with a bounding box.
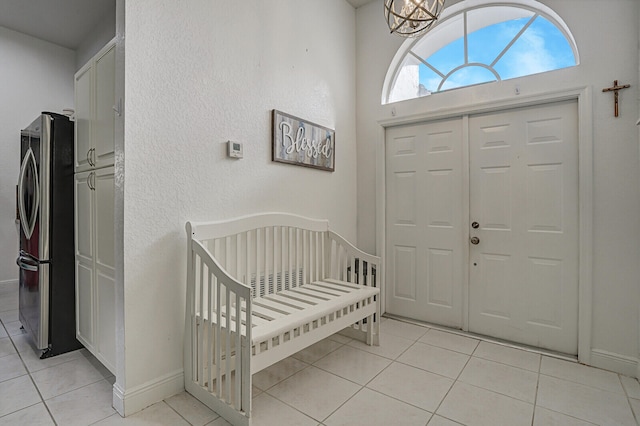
[384,0,445,37]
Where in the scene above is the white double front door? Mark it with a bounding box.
[385,100,579,354]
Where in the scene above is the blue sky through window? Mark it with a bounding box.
[408,12,576,96]
[467,18,529,64]
[494,16,575,79]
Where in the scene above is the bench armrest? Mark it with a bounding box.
[327,230,382,291]
[328,230,381,266]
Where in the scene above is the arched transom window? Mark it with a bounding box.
[384,1,579,104]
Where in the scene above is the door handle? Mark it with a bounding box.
[17,148,40,240]
[87,148,96,166]
[470,236,480,245]
[16,254,38,272]
[86,172,95,191]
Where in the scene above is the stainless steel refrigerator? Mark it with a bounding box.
[16,112,83,358]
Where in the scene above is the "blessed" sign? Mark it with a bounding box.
[272,110,335,172]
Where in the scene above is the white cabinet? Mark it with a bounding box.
[74,38,117,375]
[75,167,115,373]
[75,171,94,348]
[74,40,116,172]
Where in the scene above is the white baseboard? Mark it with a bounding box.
[0,279,18,288]
[590,349,638,378]
[112,369,184,417]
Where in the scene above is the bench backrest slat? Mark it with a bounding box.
[190,212,329,241]
[190,214,332,298]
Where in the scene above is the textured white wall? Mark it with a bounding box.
[122,0,356,395]
[0,26,75,284]
[356,0,640,374]
[637,2,640,380]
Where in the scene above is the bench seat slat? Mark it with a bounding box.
[197,279,378,346]
[253,297,300,315]
[287,287,332,301]
[309,281,352,293]
[273,290,320,305]
[250,304,285,321]
[197,311,247,335]
[302,283,344,297]
[251,279,378,344]
[319,278,364,290]
[262,294,312,310]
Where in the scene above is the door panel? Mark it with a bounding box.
[393,246,417,300]
[386,118,464,327]
[96,270,116,372]
[95,167,115,271]
[76,258,94,349]
[75,171,93,262]
[427,248,455,308]
[469,101,578,354]
[94,45,116,168]
[75,66,92,171]
[385,100,578,354]
[393,172,417,225]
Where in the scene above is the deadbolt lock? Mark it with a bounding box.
[471,221,479,229]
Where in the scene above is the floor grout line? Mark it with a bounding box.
[2,285,639,426]
[1,320,57,425]
[530,351,542,426]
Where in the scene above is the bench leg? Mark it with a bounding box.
[366,314,374,345]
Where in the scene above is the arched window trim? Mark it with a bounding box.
[382,0,580,104]
[439,62,500,91]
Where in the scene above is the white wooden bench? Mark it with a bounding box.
[184,213,381,425]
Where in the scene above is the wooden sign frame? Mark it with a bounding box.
[272,110,335,172]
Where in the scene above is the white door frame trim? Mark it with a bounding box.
[376,86,593,363]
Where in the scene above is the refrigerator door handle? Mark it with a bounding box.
[17,147,40,239]
[19,250,39,263]
[17,254,39,272]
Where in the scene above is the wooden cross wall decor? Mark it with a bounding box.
[602,80,631,117]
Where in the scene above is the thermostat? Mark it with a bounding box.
[227,141,243,158]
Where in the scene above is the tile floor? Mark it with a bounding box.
[1,280,639,425]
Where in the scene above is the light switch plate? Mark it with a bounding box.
[227,141,243,158]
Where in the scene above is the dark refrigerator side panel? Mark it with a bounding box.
[46,113,83,357]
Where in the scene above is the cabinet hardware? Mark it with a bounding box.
[113,98,122,117]
[86,172,96,191]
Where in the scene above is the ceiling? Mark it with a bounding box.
[0,0,372,50]
[0,0,115,50]
[347,0,377,8]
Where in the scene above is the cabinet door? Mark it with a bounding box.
[94,167,114,272]
[74,65,92,172]
[96,270,116,374]
[75,171,94,263]
[93,45,116,169]
[75,171,94,349]
[94,166,115,374]
[76,256,94,350]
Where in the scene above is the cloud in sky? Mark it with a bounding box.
[495,19,565,79]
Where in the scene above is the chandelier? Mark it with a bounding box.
[384,0,445,37]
